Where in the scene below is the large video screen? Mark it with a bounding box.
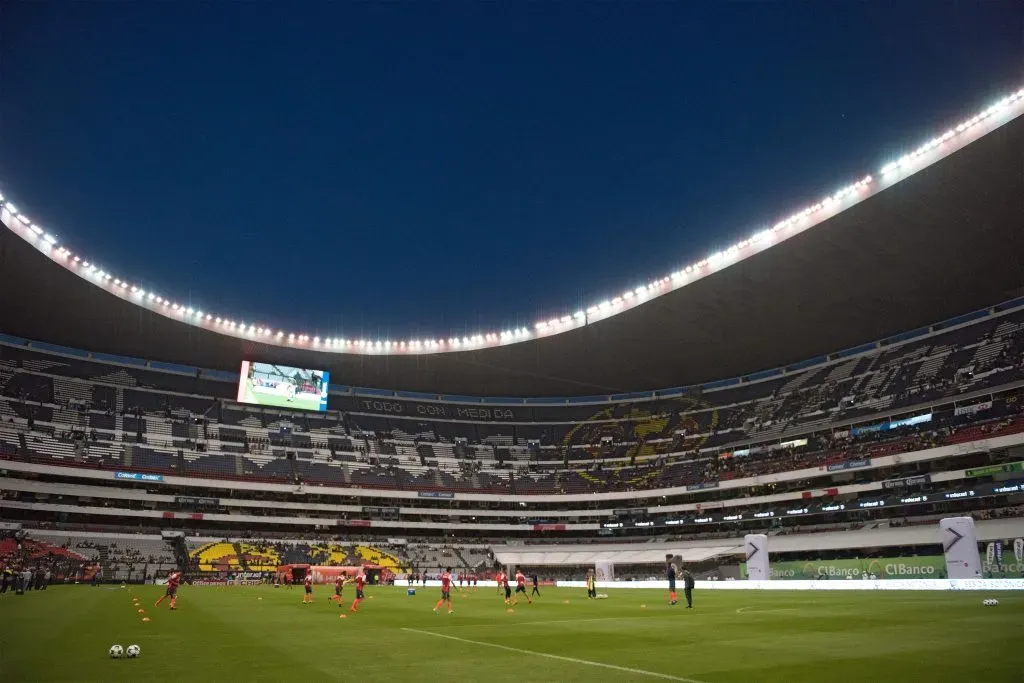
[237,361,330,412]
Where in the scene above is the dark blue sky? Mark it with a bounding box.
[1,2,1020,340]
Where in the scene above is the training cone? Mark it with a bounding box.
[506,608,514,614]
[641,604,647,609]
[137,609,145,614]
[142,617,151,622]
[339,614,347,619]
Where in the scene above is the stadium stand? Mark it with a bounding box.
[2,302,1024,500]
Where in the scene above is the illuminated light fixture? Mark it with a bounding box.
[0,86,1019,356]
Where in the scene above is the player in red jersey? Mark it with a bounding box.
[472,575,478,592]
[155,569,182,610]
[513,568,533,605]
[302,572,314,604]
[331,572,347,607]
[433,567,454,614]
[349,573,365,612]
[496,570,512,605]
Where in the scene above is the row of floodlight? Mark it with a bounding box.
[1,86,1021,355]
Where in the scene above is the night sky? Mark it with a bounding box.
[1,2,1020,341]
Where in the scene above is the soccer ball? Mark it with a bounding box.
[983,598,1000,607]
[126,644,141,658]
[109,645,124,659]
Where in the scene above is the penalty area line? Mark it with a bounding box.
[401,627,709,683]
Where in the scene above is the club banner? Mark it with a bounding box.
[955,400,993,417]
[1015,538,1024,563]
[882,474,931,490]
[965,461,1024,477]
[941,517,982,579]
[826,459,871,472]
[744,534,769,580]
[987,543,996,565]
[995,541,1003,566]
[741,556,947,580]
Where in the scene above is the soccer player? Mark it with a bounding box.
[586,569,597,599]
[682,567,695,608]
[472,575,478,591]
[433,567,454,614]
[494,570,510,604]
[155,569,182,610]
[501,571,512,605]
[332,572,346,607]
[531,573,540,597]
[513,568,532,605]
[667,562,678,606]
[302,572,314,604]
[349,573,365,612]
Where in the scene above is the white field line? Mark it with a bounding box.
[401,627,710,683]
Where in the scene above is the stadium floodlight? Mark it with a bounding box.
[0,84,1020,357]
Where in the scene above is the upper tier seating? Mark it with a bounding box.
[1,307,1023,495]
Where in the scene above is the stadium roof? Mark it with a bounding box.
[1,89,1023,397]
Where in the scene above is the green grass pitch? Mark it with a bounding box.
[2,585,1022,682]
[243,379,322,411]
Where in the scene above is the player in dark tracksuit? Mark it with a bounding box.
[667,563,678,606]
[531,574,540,597]
[682,568,695,608]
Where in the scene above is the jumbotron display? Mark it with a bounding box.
[236,361,329,412]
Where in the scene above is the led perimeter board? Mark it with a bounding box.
[237,361,330,412]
